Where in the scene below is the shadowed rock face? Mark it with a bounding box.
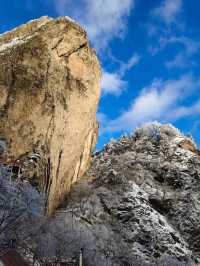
[0,16,101,214]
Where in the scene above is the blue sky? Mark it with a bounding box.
[1,0,200,149]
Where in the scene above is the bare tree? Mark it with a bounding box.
[0,165,45,252]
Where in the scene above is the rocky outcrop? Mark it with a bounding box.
[58,123,200,265]
[0,16,101,214]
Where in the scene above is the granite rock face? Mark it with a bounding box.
[59,123,200,265]
[0,16,101,214]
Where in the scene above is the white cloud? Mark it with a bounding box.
[101,53,140,96]
[174,37,200,55]
[148,35,200,67]
[165,53,196,69]
[97,112,108,125]
[147,0,185,56]
[119,53,140,76]
[152,0,182,24]
[54,0,134,48]
[101,71,127,96]
[101,75,200,133]
[160,36,200,55]
[159,36,200,69]
[170,100,200,119]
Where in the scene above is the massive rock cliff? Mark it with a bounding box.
[0,16,101,214]
[55,123,200,265]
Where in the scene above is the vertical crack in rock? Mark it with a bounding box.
[56,149,63,181]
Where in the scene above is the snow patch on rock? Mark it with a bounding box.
[0,37,31,52]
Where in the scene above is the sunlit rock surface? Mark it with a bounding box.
[0,16,101,214]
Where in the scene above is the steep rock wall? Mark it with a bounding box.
[0,16,101,214]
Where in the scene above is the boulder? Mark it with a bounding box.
[0,16,101,214]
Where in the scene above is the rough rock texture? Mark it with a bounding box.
[0,16,101,214]
[58,123,200,265]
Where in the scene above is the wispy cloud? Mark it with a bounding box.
[165,53,195,69]
[119,54,140,76]
[160,36,200,55]
[148,33,200,68]
[54,0,134,49]
[97,112,108,125]
[101,71,127,96]
[152,0,182,24]
[170,100,200,120]
[147,0,187,58]
[101,75,200,132]
[101,53,140,96]
[159,36,200,69]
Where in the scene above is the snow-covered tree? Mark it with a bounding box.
[0,165,45,251]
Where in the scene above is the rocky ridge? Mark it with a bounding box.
[57,123,200,265]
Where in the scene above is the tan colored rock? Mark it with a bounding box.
[179,139,200,156]
[0,16,101,214]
